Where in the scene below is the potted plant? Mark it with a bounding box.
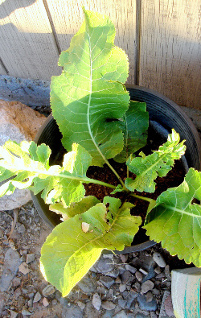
[0,9,201,298]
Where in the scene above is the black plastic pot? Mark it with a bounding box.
[31,85,201,253]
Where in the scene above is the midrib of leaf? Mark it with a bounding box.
[135,152,169,178]
[9,165,116,189]
[86,29,125,188]
[161,204,201,218]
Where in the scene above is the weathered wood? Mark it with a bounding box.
[0,0,60,80]
[140,0,201,108]
[45,0,137,84]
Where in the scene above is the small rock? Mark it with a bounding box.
[18,262,30,275]
[145,291,153,303]
[78,276,96,294]
[133,282,141,292]
[33,291,41,303]
[121,270,133,284]
[119,284,126,293]
[42,284,56,297]
[21,308,32,316]
[139,268,148,275]
[105,268,119,278]
[77,301,85,310]
[102,301,116,310]
[10,310,18,318]
[0,248,21,292]
[92,293,101,311]
[154,266,161,274]
[137,294,157,311]
[100,276,115,289]
[119,254,128,263]
[164,293,174,316]
[152,288,160,296]
[62,303,83,318]
[42,297,49,307]
[135,271,143,282]
[16,223,26,234]
[26,253,35,264]
[125,264,137,274]
[118,298,127,308]
[142,267,156,282]
[113,310,128,318]
[96,258,115,273]
[125,290,138,309]
[152,252,166,268]
[12,277,21,287]
[141,280,154,294]
[102,253,114,259]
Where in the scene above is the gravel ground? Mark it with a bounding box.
[0,201,178,318]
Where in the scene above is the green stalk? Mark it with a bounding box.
[130,193,156,204]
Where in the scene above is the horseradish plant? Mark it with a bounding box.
[0,9,200,297]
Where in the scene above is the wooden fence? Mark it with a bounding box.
[0,0,200,108]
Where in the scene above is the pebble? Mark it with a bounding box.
[92,293,101,311]
[42,284,55,297]
[141,280,154,294]
[42,297,49,307]
[33,291,41,303]
[77,301,85,310]
[113,310,128,318]
[125,290,138,308]
[164,293,174,316]
[137,294,157,311]
[78,276,96,294]
[102,301,116,310]
[18,262,30,275]
[152,252,166,268]
[62,303,83,318]
[121,270,133,284]
[119,284,126,292]
[96,257,115,273]
[135,271,143,282]
[0,248,21,292]
[125,264,137,274]
[145,291,153,302]
[100,276,115,289]
[26,253,35,264]
[10,310,18,318]
[21,308,32,316]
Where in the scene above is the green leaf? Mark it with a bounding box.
[144,168,201,267]
[50,196,100,220]
[0,140,93,206]
[50,9,129,166]
[40,197,141,297]
[114,101,149,163]
[125,129,186,192]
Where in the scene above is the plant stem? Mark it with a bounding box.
[130,193,156,204]
[104,158,127,190]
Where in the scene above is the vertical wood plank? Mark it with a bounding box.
[45,0,137,84]
[140,0,201,108]
[0,0,60,80]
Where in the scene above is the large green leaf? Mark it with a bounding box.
[114,101,149,163]
[125,129,186,192]
[0,140,94,207]
[40,197,141,297]
[50,9,129,166]
[144,168,201,267]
